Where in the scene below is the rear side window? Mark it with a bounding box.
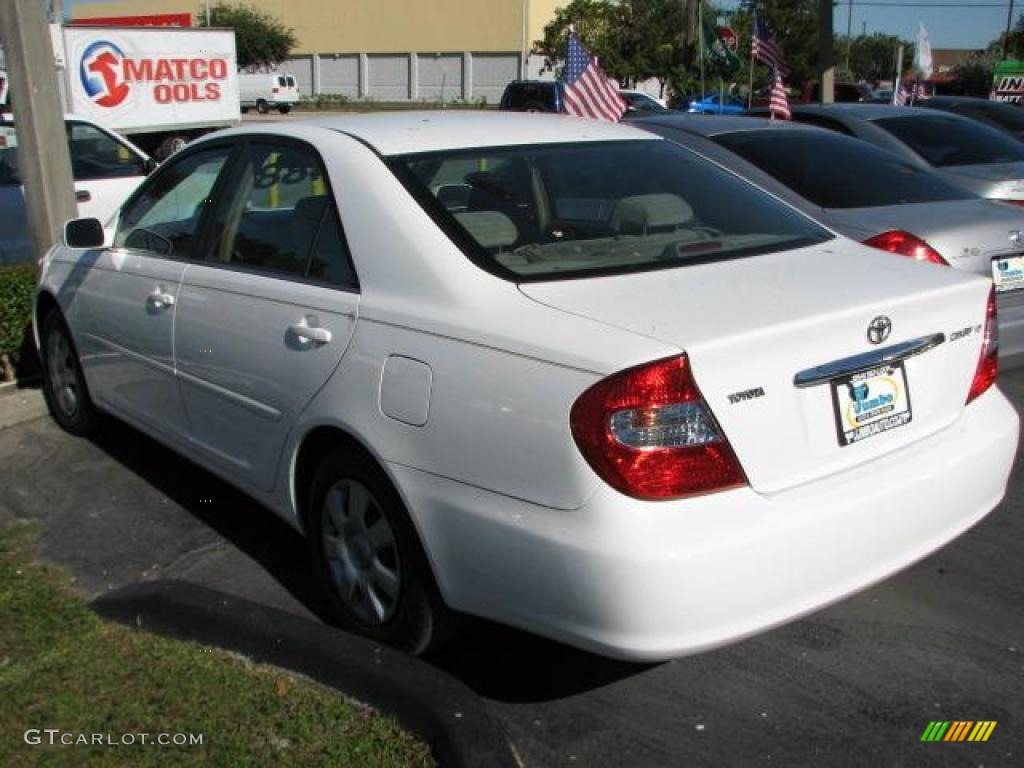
[390,139,832,281]
[115,146,231,258]
[714,130,973,209]
[0,120,146,185]
[956,102,1024,134]
[874,115,1024,167]
[207,142,356,288]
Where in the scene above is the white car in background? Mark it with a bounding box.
[0,114,152,265]
[34,112,1018,660]
[238,73,300,115]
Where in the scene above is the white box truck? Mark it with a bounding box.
[1,24,240,160]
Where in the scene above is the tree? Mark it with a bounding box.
[534,0,686,95]
[731,1,824,87]
[835,33,913,84]
[199,2,296,71]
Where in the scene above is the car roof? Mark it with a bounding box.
[924,95,997,106]
[634,113,827,138]
[294,111,654,155]
[791,103,925,120]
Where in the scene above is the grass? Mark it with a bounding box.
[0,523,433,768]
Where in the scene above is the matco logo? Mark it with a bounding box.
[78,39,229,109]
[80,41,130,107]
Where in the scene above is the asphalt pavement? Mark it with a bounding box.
[1,371,1022,767]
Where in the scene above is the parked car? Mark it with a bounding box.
[782,104,1024,203]
[633,113,1024,366]
[619,89,668,113]
[0,113,152,265]
[238,73,300,115]
[499,80,563,112]
[799,80,873,103]
[35,112,1018,660]
[918,95,1024,141]
[687,92,746,114]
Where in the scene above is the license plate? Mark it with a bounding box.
[992,255,1024,293]
[831,362,912,446]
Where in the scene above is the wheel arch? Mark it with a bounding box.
[290,422,449,600]
[33,290,61,350]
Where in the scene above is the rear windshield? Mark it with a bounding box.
[277,76,288,87]
[954,101,1024,135]
[714,130,973,208]
[874,114,1024,167]
[388,139,832,281]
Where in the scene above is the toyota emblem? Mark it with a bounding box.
[867,316,892,345]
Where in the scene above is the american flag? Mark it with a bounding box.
[752,15,788,77]
[769,70,791,120]
[562,30,627,122]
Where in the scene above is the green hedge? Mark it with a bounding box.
[0,264,37,367]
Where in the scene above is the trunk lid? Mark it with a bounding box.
[824,198,1024,275]
[521,239,992,494]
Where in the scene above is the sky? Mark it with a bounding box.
[69,0,1019,51]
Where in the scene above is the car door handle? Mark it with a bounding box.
[146,289,176,309]
[288,321,332,345]
[75,189,91,203]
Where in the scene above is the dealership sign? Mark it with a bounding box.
[63,27,238,129]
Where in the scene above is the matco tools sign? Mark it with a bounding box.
[63,26,238,132]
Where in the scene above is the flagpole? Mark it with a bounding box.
[747,11,755,110]
[892,43,903,105]
[698,0,705,104]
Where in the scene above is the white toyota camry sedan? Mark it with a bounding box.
[34,112,1019,661]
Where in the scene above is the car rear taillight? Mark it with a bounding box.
[570,355,747,500]
[994,199,1024,207]
[863,230,949,266]
[967,286,999,404]
[272,87,279,94]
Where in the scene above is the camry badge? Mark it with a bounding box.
[867,316,892,345]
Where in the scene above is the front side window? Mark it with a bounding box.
[67,122,147,181]
[207,142,356,287]
[874,115,1024,167]
[389,139,832,281]
[115,146,231,257]
[714,130,974,209]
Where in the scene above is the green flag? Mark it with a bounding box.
[700,15,741,79]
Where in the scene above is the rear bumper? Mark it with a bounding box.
[392,386,1018,662]
[997,289,1024,369]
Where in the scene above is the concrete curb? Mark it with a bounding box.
[92,580,520,768]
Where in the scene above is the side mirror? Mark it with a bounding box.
[63,217,105,249]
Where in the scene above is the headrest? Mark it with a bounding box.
[610,193,694,234]
[453,211,518,250]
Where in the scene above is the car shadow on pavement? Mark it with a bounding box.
[86,416,331,621]
[426,622,655,703]
[87,415,653,703]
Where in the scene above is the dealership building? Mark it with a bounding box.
[71,0,561,103]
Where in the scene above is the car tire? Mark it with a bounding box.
[278,105,291,115]
[240,106,250,114]
[307,450,452,654]
[40,311,97,437]
[256,99,270,114]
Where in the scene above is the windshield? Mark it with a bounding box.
[874,114,1024,167]
[389,139,832,281]
[955,101,1024,135]
[714,130,974,208]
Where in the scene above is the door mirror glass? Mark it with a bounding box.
[64,217,106,248]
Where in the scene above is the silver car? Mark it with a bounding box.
[783,103,1024,203]
[634,113,1024,366]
